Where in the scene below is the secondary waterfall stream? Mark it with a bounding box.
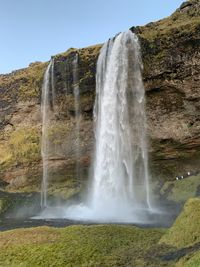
[41,59,55,208]
[72,53,81,180]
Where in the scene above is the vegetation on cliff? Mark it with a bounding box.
[0,61,47,101]
[160,175,200,203]
[138,0,200,41]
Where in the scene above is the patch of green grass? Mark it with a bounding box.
[139,6,200,42]
[0,225,165,267]
[47,177,82,199]
[8,127,40,165]
[160,198,200,249]
[0,126,40,173]
[0,143,12,167]
[54,47,77,59]
[160,175,200,203]
[176,250,200,267]
[48,121,71,144]
[0,226,60,247]
[0,61,47,101]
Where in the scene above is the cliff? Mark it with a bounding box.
[0,0,200,193]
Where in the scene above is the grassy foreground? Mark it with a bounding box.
[0,198,200,267]
[0,225,165,267]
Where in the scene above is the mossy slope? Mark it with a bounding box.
[0,225,165,267]
[160,175,200,203]
[176,250,200,267]
[160,198,200,248]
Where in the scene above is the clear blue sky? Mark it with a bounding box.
[1,0,183,74]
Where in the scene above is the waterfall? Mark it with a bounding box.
[62,30,153,222]
[51,58,56,108]
[72,53,81,180]
[89,30,151,218]
[36,31,155,222]
[41,59,55,209]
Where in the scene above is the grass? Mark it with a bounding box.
[159,198,200,248]
[0,127,40,169]
[47,179,82,199]
[55,44,101,59]
[176,251,200,267]
[160,175,200,203]
[9,127,40,163]
[137,0,200,76]
[139,3,200,42]
[0,61,47,101]
[0,225,165,267]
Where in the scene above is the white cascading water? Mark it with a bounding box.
[72,53,81,180]
[51,58,56,108]
[90,30,151,216]
[63,30,153,222]
[41,59,54,208]
[36,31,154,222]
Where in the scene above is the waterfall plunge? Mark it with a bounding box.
[64,31,154,223]
[91,31,151,213]
[37,31,155,222]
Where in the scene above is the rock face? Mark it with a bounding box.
[0,0,200,192]
[137,0,200,178]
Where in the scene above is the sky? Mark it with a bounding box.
[0,0,184,74]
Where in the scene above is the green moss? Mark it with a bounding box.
[9,127,40,164]
[0,225,165,267]
[0,143,12,167]
[0,62,47,101]
[138,2,200,78]
[176,250,200,267]
[48,177,82,199]
[139,8,200,42]
[54,44,101,62]
[0,197,12,215]
[80,91,95,111]
[160,175,200,203]
[64,91,94,113]
[160,198,200,248]
[0,226,60,246]
[0,127,41,170]
[48,122,70,145]
[78,44,102,59]
[18,62,47,100]
[54,47,77,59]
